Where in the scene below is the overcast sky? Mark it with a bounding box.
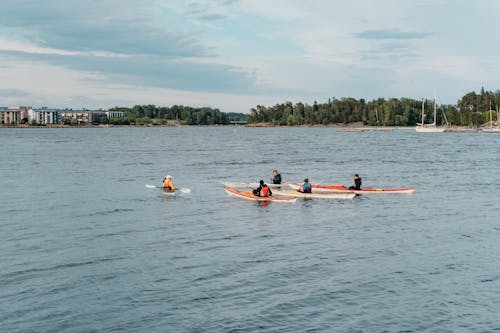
[1,0,500,113]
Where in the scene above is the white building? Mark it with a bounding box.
[28,108,61,125]
[60,110,105,123]
[105,111,124,118]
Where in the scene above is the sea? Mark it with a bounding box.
[1,127,499,332]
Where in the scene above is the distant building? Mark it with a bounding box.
[29,108,61,125]
[0,106,31,125]
[105,111,124,119]
[60,110,105,123]
[1,106,125,125]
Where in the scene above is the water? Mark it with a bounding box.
[1,127,499,332]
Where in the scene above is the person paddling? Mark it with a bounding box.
[253,180,272,197]
[162,175,176,191]
[270,169,282,184]
[298,178,312,193]
[349,174,362,190]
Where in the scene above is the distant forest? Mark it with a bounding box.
[104,105,246,125]
[247,88,500,127]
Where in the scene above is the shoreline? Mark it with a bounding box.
[0,123,488,130]
[0,124,413,129]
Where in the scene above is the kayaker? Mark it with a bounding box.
[299,178,312,193]
[162,175,176,191]
[253,180,272,197]
[349,174,362,190]
[270,169,282,184]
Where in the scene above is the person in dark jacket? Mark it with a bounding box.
[349,174,362,190]
[253,180,272,197]
[270,170,282,184]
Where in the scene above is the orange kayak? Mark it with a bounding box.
[224,187,297,203]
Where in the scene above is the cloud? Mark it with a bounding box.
[0,1,260,94]
[0,0,207,57]
[0,55,275,112]
[2,0,500,112]
[0,89,29,97]
[0,49,257,94]
[354,29,433,40]
[197,13,227,21]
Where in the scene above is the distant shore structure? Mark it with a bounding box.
[230,120,247,125]
[0,106,124,125]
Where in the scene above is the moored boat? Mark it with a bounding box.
[416,95,446,133]
[224,187,297,203]
[482,105,500,133]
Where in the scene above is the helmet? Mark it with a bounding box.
[259,180,264,185]
[304,178,309,182]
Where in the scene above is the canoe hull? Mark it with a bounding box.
[162,190,176,196]
[273,189,356,200]
[224,187,297,203]
[288,183,415,195]
[223,182,286,189]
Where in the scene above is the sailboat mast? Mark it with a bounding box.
[433,92,437,127]
[421,98,425,125]
[490,100,493,128]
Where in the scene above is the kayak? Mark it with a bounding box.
[224,187,297,203]
[273,189,356,200]
[288,183,416,195]
[162,189,176,196]
[223,182,287,189]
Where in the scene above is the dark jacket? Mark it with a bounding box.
[350,178,362,190]
[271,174,282,184]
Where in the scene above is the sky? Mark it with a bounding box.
[1,0,500,113]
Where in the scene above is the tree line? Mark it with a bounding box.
[103,105,246,125]
[247,88,500,127]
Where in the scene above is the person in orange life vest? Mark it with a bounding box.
[162,175,176,191]
[299,178,312,193]
[253,180,272,197]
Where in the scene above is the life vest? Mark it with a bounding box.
[163,180,175,191]
[260,185,270,197]
[302,183,311,193]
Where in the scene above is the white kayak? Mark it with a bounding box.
[162,189,176,196]
[223,182,287,189]
[288,183,416,195]
[273,189,356,200]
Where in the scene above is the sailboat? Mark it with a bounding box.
[416,94,445,133]
[483,105,500,133]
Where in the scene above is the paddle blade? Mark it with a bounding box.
[145,184,158,189]
[180,188,191,194]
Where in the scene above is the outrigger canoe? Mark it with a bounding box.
[224,187,297,203]
[288,183,416,195]
[273,189,356,200]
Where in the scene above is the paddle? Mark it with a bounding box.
[145,184,191,194]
